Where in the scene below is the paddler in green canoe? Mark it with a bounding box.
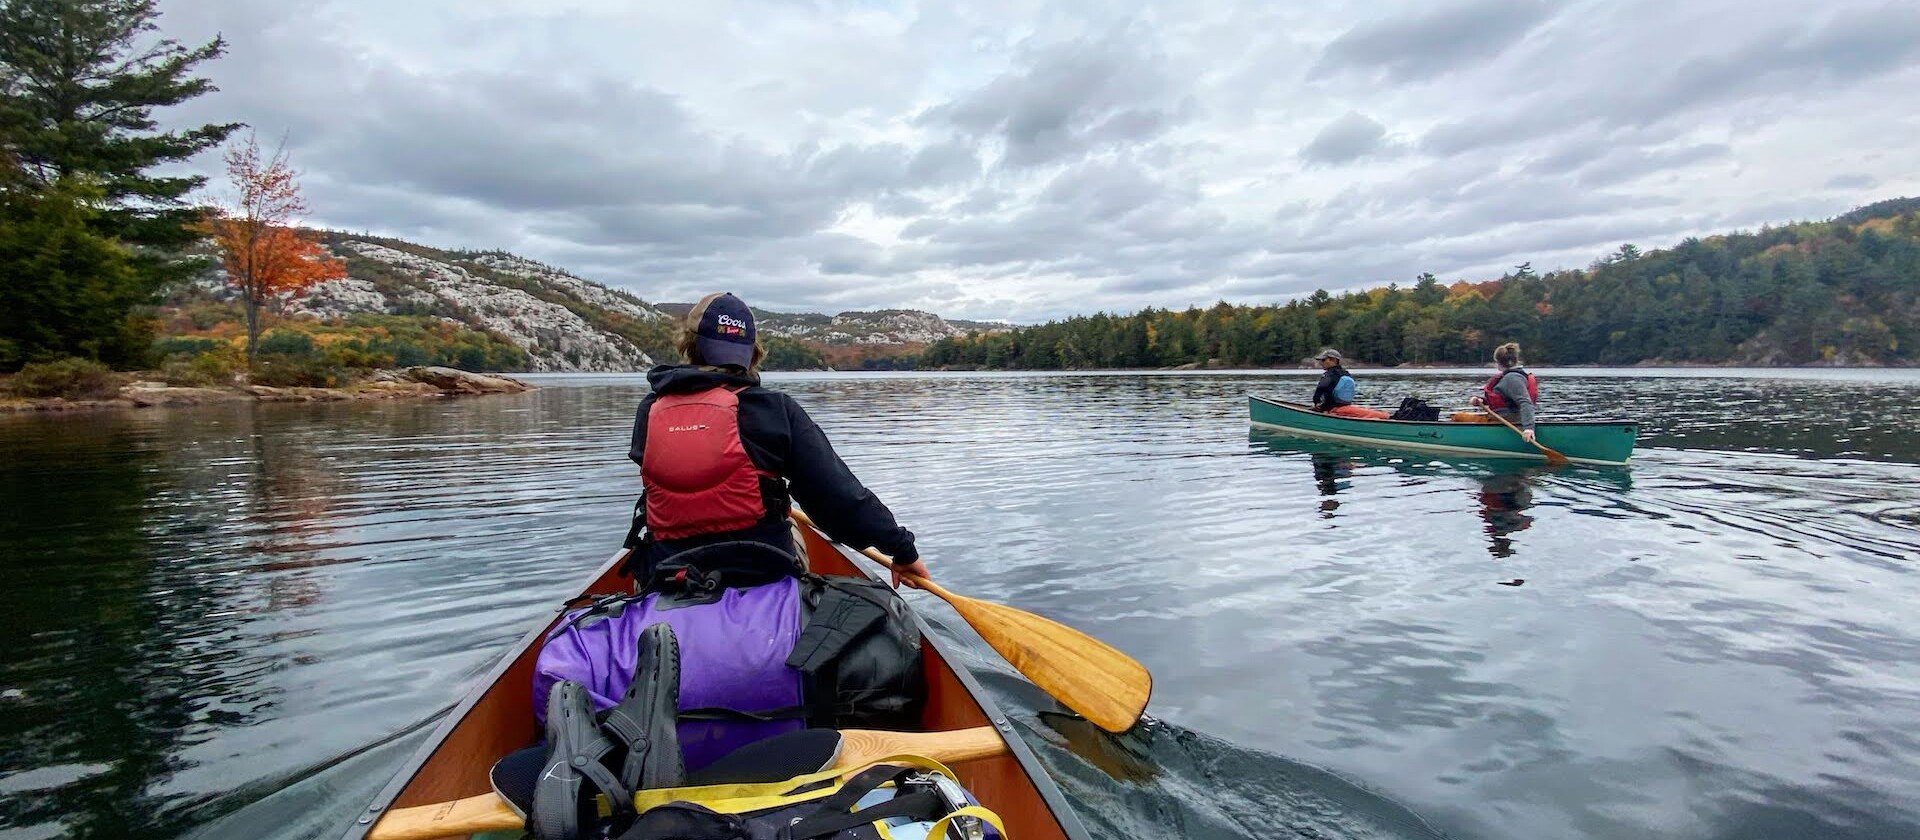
[1310,348,1390,419]
[1466,342,1540,443]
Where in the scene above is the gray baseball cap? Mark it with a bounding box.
[1313,348,1343,361]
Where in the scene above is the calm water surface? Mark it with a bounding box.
[2,369,1917,840]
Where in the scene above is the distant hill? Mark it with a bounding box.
[656,303,991,346]
[163,233,996,372]
[922,198,1920,369]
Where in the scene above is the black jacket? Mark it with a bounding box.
[627,365,917,581]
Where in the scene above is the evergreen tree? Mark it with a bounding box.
[0,175,146,367]
[1,0,238,247]
[0,0,235,368]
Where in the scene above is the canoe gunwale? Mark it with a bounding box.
[342,550,630,840]
[1249,395,1638,465]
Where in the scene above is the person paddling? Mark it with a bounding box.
[625,292,927,588]
[1468,342,1540,443]
[528,293,931,835]
[1309,348,1390,419]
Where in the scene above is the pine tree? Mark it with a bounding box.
[0,174,146,368]
[0,0,239,247]
[0,0,236,368]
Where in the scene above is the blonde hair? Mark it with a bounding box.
[1494,342,1522,369]
[678,292,766,373]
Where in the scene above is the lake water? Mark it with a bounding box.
[2,369,1917,840]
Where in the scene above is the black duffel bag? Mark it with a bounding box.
[787,573,924,730]
[1390,396,1441,421]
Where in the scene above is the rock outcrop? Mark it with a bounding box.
[188,231,1002,372]
[663,304,990,346]
[289,243,657,372]
[122,383,250,407]
[402,366,532,394]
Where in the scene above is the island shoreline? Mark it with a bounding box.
[1,366,533,413]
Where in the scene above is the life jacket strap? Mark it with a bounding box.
[639,539,803,594]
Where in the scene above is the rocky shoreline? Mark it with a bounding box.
[1,366,532,413]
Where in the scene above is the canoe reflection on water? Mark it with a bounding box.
[1252,430,1634,559]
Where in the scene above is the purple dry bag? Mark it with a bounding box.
[532,578,805,771]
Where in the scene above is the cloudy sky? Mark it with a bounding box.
[156,0,1920,321]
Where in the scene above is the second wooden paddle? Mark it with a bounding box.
[1487,408,1570,465]
[791,508,1152,734]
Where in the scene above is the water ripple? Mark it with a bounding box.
[0,370,1916,840]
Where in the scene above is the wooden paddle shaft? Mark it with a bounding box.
[367,726,1007,840]
[1486,405,1568,463]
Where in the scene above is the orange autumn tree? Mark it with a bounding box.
[200,133,345,361]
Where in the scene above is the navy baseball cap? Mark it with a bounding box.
[689,292,756,368]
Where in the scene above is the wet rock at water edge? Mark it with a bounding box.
[403,366,534,395]
[121,384,249,407]
[352,380,444,398]
[246,386,354,402]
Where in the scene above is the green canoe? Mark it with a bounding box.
[1248,396,1639,465]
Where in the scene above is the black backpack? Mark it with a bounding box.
[1390,396,1440,421]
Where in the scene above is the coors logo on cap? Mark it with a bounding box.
[691,292,757,369]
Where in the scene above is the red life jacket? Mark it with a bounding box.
[642,386,776,540]
[1483,368,1540,411]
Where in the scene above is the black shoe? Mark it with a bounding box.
[530,680,632,840]
[602,622,685,790]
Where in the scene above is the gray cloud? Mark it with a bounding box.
[1575,143,1733,188]
[148,0,1920,322]
[1423,4,1920,157]
[1310,0,1554,83]
[923,30,1194,168]
[1624,5,1920,125]
[1300,111,1394,165]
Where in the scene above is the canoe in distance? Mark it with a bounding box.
[1249,395,1638,465]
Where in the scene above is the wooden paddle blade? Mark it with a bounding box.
[937,587,1151,733]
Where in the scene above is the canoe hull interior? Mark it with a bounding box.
[345,525,1086,840]
[1248,396,1638,465]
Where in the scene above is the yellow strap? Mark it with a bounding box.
[655,784,844,816]
[622,754,958,814]
[924,805,1008,839]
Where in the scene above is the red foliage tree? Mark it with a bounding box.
[200,133,345,360]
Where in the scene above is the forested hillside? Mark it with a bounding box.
[922,199,1920,369]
